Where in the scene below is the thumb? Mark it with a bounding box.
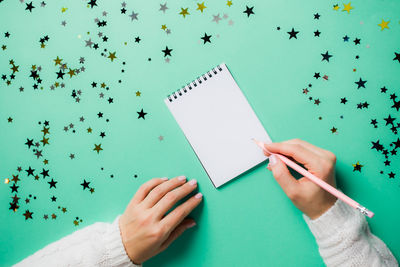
[159,218,196,252]
[267,155,298,197]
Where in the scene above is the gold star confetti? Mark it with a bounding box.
[93,144,103,153]
[54,56,62,65]
[378,19,390,31]
[67,68,76,78]
[11,64,19,73]
[179,7,189,18]
[136,91,141,96]
[61,7,67,12]
[161,24,167,30]
[41,136,50,146]
[108,51,117,62]
[342,2,353,13]
[227,0,233,7]
[197,2,206,12]
[42,127,50,135]
[333,4,339,11]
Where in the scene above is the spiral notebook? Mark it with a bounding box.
[164,63,272,188]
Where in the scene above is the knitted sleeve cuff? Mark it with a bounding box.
[303,198,362,240]
[104,216,141,267]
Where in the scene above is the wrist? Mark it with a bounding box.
[118,217,142,265]
[303,198,359,240]
[306,196,337,220]
[105,216,141,267]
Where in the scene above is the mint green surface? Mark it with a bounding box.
[1,0,400,266]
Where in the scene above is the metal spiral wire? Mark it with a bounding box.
[167,64,223,102]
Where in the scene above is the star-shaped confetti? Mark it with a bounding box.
[393,52,400,63]
[137,109,147,119]
[93,144,103,153]
[321,51,332,62]
[179,7,189,18]
[159,3,168,13]
[287,28,299,39]
[342,2,353,13]
[48,179,57,188]
[81,179,90,190]
[352,161,363,172]
[355,78,367,89]
[201,33,212,44]
[162,46,173,57]
[243,6,254,17]
[25,2,35,12]
[23,210,33,220]
[108,52,117,62]
[378,19,390,31]
[197,2,206,13]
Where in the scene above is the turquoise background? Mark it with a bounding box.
[1,0,399,266]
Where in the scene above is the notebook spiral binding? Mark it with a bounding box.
[167,64,223,102]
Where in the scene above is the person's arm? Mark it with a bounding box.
[15,176,203,266]
[304,198,397,267]
[15,216,139,267]
[264,139,398,267]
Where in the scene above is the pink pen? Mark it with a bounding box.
[252,139,374,218]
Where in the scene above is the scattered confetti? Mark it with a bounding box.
[1,3,399,265]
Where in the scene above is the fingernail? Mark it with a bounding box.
[189,179,197,186]
[195,192,203,199]
[264,142,271,148]
[269,155,277,166]
[178,176,186,181]
[263,144,272,156]
[161,177,168,181]
[187,221,196,229]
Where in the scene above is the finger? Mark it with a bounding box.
[283,139,326,156]
[161,193,202,230]
[131,178,168,205]
[142,176,187,208]
[267,155,299,198]
[153,179,198,219]
[158,218,196,252]
[264,142,318,167]
[262,145,272,157]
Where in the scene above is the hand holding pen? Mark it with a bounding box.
[253,139,373,219]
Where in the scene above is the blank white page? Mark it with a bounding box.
[164,63,272,188]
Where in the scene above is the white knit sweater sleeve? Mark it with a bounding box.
[14,216,141,267]
[304,199,398,267]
